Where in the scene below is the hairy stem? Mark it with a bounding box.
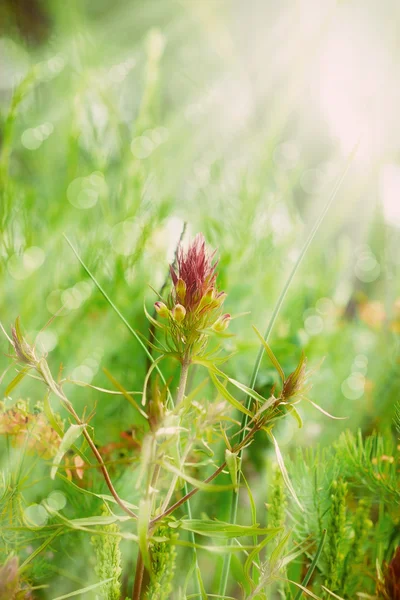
[176,358,190,405]
[133,358,201,599]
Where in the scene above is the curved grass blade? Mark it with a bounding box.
[51,578,114,600]
[63,234,170,398]
[218,142,359,597]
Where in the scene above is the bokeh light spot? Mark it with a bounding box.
[47,491,67,511]
[24,504,48,528]
[130,136,155,159]
[36,330,58,352]
[304,315,324,336]
[70,365,94,384]
[67,172,106,210]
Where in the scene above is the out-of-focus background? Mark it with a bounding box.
[1,0,400,596]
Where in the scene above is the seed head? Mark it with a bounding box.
[282,354,308,401]
[11,320,37,367]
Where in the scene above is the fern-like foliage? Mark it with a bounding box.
[335,430,400,504]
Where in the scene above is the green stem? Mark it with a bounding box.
[176,358,190,405]
[133,359,201,599]
[218,144,358,597]
[176,359,202,596]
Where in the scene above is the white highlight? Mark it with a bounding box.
[380,164,400,228]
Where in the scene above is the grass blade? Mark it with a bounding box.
[218,142,358,597]
[293,529,327,600]
[63,234,170,396]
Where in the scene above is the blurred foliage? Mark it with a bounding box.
[1,0,400,598]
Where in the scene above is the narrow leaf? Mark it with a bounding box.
[287,404,303,428]
[175,519,280,539]
[209,371,253,418]
[51,578,114,600]
[51,424,84,479]
[306,398,347,420]
[294,529,327,600]
[252,326,285,382]
[268,430,304,512]
[161,461,232,492]
[5,368,30,396]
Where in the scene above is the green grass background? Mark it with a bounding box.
[1,1,400,597]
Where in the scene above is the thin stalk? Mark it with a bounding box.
[176,359,202,596]
[58,391,138,519]
[63,234,171,401]
[218,143,358,597]
[132,464,159,600]
[132,551,145,600]
[176,358,190,405]
[151,418,264,527]
[133,359,201,599]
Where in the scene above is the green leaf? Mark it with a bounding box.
[51,578,114,600]
[196,566,208,600]
[268,430,304,512]
[19,529,62,571]
[67,514,132,527]
[252,326,285,382]
[244,531,278,585]
[270,529,291,567]
[287,404,303,428]
[173,519,280,539]
[5,367,30,396]
[175,540,255,553]
[161,461,233,492]
[209,371,253,418]
[321,586,346,600]
[306,398,347,420]
[225,374,270,407]
[294,529,327,600]
[51,424,85,479]
[285,579,321,600]
[242,472,260,582]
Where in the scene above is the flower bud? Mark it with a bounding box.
[214,291,227,306]
[154,301,170,318]
[172,304,186,323]
[212,313,231,333]
[175,278,186,302]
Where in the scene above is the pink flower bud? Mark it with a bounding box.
[154,301,169,318]
[175,278,186,301]
[172,303,186,323]
[212,313,231,333]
